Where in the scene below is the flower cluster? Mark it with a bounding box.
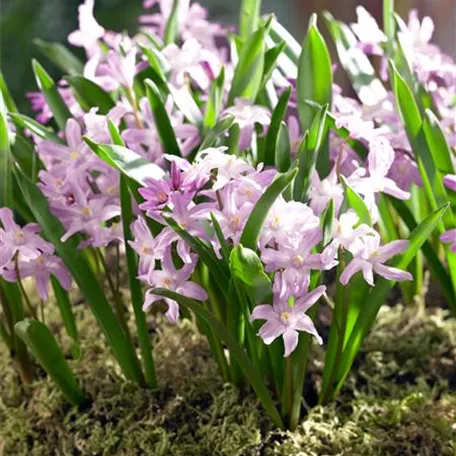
[133,145,412,355]
[6,0,454,360]
[0,208,71,301]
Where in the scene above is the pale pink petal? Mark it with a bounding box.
[340,259,363,285]
[250,304,277,322]
[293,314,323,345]
[258,320,284,345]
[294,285,326,313]
[375,240,409,262]
[374,264,413,282]
[177,281,208,301]
[282,329,299,357]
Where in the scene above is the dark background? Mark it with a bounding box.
[1,0,455,114]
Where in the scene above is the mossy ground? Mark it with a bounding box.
[1,286,455,455]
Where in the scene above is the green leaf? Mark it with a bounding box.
[151,288,285,429]
[32,59,71,130]
[34,39,84,75]
[9,113,64,143]
[84,139,164,185]
[210,212,231,264]
[323,12,387,105]
[0,72,18,113]
[321,200,335,246]
[259,41,287,93]
[51,277,80,358]
[268,18,301,65]
[120,176,157,388]
[391,62,453,229]
[0,98,12,208]
[239,0,262,38]
[383,0,396,58]
[294,104,328,201]
[145,79,181,156]
[423,109,455,176]
[199,115,235,150]
[297,16,332,177]
[11,134,43,181]
[163,0,179,45]
[275,122,291,174]
[138,44,169,80]
[14,168,144,385]
[340,176,372,226]
[64,76,115,114]
[390,197,455,305]
[204,67,226,130]
[228,26,265,104]
[15,319,86,405]
[264,86,291,166]
[168,84,202,126]
[240,168,297,250]
[297,15,332,135]
[229,245,272,305]
[333,203,449,398]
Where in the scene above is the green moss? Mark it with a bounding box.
[1,301,455,455]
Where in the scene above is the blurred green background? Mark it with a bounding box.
[1,0,454,114]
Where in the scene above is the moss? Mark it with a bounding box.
[1,299,455,455]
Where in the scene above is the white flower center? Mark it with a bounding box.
[280,311,291,323]
[230,216,241,231]
[292,254,304,268]
[15,230,25,244]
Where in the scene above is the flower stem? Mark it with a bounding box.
[96,249,135,350]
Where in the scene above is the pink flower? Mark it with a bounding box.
[261,229,328,298]
[200,147,255,190]
[340,238,412,286]
[105,48,137,89]
[129,217,167,278]
[3,253,71,301]
[350,6,386,56]
[162,38,221,90]
[250,279,325,357]
[37,119,92,173]
[55,183,120,244]
[321,211,376,265]
[143,248,207,323]
[309,167,344,216]
[0,208,53,268]
[348,137,410,220]
[213,186,253,244]
[222,99,271,150]
[68,0,105,57]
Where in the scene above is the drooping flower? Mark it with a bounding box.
[2,253,71,301]
[54,182,120,245]
[250,277,325,357]
[143,248,207,323]
[0,208,53,268]
[340,238,412,286]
